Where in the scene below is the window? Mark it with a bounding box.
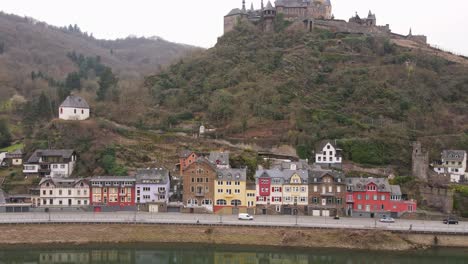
[78,200,81,205]
[234,189,240,194]
[216,199,227,205]
[59,190,62,195]
[273,197,281,202]
[357,204,362,210]
[284,196,291,202]
[84,200,88,205]
[191,186,194,192]
[300,197,306,202]
[312,197,318,204]
[226,189,232,194]
[60,164,65,169]
[42,190,46,195]
[49,199,53,205]
[301,187,306,192]
[202,200,212,205]
[217,181,223,185]
[381,204,385,210]
[328,186,332,193]
[74,109,77,114]
[217,189,223,193]
[373,195,378,201]
[231,200,241,206]
[357,194,362,200]
[337,186,341,193]
[68,190,71,195]
[191,178,194,183]
[77,190,81,195]
[313,186,317,192]
[365,195,369,200]
[235,181,240,186]
[336,198,342,204]
[285,187,291,192]
[143,187,150,191]
[381,195,386,201]
[226,181,232,186]
[206,178,209,183]
[52,165,58,169]
[368,185,376,191]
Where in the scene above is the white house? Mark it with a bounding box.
[23,149,77,178]
[38,178,90,208]
[315,140,342,165]
[433,150,467,183]
[135,168,171,205]
[59,95,90,121]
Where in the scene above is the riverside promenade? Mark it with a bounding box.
[0,212,466,235]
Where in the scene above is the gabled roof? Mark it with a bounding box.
[315,140,335,152]
[308,169,344,182]
[216,168,247,182]
[179,150,196,158]
[187,157,218,171]
[441,150,466,162]
[390,185,402,196]
[226,8,243,16]
[89,176,136,182]
[26,149,75,163]
[60,95,89,109]
[346,177,391,192]
[136,168,170,184]
[39,177,88,188]
[265,1,275,10]
[255,169,308,182]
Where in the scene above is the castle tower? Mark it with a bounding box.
[263,1,276,32]
[412,141,429,181]
[261,0,264,10]
[242,0,246,12]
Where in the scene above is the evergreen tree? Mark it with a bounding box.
[0,119,12,148]
[65,72,81,90]
[36,92,53,120]
[97,67,118,101]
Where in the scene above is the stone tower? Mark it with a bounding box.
[412,141,429,181]
[263,1,276,32]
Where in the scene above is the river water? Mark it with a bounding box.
[0,244,467,264]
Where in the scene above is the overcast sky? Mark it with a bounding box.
[1,0,467,55]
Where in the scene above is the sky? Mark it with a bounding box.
[1,0,467,55]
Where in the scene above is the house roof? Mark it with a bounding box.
[274,160,311,170]
[5,149,23,158]
[226,8,243,16]
[209,151,230,166]
[308,169,344,181]
[441,150,466,162]
[178,150,196,158]
[60,95,90,109]
[275,0,309,8]
[346,177,391,192]
[187,157,218,171]
[136,168,170,184]
[265,1,275,10]
[39,177,88,188]
[216,168,247,181]
[390,185,402,196]
[315,140,336,152]
[89,176,136,182]
[26,149,75,163]
[255,169,308,182]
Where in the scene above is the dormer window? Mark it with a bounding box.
[327,145,331,149]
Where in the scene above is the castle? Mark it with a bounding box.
[224,0,427,44]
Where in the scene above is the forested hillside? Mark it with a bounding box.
[145,22,468,172]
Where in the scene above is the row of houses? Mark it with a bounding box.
[28,168,170,213]
[180,149,417,218]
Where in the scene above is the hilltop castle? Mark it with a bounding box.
[224,0,427,44]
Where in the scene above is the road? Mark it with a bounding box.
[0,212,466,234]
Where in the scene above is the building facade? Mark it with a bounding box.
[209,151,230,169]
[135,168,170,205]
[89,176,136,211]
[255,169,285,215]
[346,178,417,218]
[59,95,90,121]
[178,150,198,176]
[314,140,342,166]
[214,168,247,214]
[23,149,77,177]
[38,178,90,208]
[281,170,309,215]
[182,158,217,212]
[308,170,346,217]
[433,150,467,183]
[4,149,23,166]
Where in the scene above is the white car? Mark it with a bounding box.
[238,213,254,220]
[379,217,395,223]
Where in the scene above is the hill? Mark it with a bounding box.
[0,11,199,101]
[144,22,468,173]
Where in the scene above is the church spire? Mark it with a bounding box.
[242,0,246,11]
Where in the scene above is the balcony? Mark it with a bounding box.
[346,197,354,203]
[320,192,337,197]
[195,192,205,197]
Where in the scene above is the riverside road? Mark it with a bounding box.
[0,212,466,234]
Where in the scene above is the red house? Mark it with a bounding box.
[89,176,136,211]
[346,178,416,218]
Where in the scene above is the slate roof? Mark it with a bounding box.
[346,177,391,192]
[265,1,275,10]
[89,176,136,182]
[39,178,88,188]
[26,149,75,163]
[178,150,195,158]
[216,168,247,182]
[315,140,338,153]
[226,8,244,16]
[441,150,466,162]
[60,95,89,109]
[255,169,309,182]
[308,169,345,182]
[209,151,230,167]
[275,0,309,8]
[390,185,402,196]
[275,160,311,170]
[5,149,23,158]
[136,168,170,184]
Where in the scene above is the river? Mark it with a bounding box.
[0,244,467,263]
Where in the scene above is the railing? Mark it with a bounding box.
[195,193,205,197]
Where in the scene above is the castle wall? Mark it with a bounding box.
[314,20,391,36]
[412,142,429,181]
[418,186,453,213]
[224,15,242,34]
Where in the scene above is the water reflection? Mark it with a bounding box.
[0,246,467,264]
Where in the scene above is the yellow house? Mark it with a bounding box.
[214,168,247,214]
[282,170,309,214]
[246,183,256,214]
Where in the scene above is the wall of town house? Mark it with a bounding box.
[214,180,246,208]
[135,183,169,204]
[90,185,135,207]
[182,162,216,208]
[59,107,90,121]
[39,185,90,207]
[315,144,341,164]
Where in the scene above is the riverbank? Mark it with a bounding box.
[1,224,467,250]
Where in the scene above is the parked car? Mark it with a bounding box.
[379,217,395,223]
[238,213,254,220]
[443,217,459,225]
